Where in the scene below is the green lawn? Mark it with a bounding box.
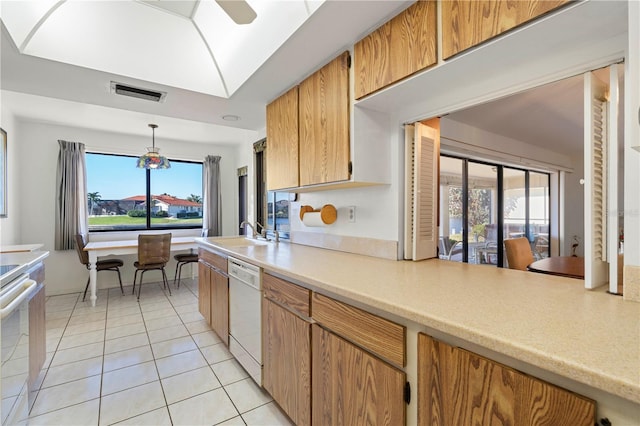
[89,215,202,225]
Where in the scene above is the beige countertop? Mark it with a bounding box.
[0,250,49,284]
[196,237,640,405]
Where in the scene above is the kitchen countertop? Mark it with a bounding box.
[0,251,49,285]
[196,237,640,405]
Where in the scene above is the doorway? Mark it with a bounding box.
[238,166,248,235]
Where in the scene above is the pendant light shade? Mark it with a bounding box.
[137,124,170,169]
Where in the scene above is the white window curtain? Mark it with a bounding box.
[55,140,88,250]
[203,155,221,237]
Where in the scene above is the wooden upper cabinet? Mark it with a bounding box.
[354,0,437,99]
[442,0,569,59]
[299,51,350,187]
[266,86,299,190]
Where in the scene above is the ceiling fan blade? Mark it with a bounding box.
[215,0,257,25]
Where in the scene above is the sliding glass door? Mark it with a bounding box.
[439,155,550,267]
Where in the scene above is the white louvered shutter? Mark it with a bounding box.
[405,122,439,261]
[584,71,609,289]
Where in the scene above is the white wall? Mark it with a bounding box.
[563,154,585,256]
[289,118,401,243]
[0,101,20,245]
[14,118,241,295]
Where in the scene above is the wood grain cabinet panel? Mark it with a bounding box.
[199,248,227,273]
[263,273,310,316]
[442,0,568,59]
[312,292,406,368]
[299,51,350,187]
[355,0,437,99]
[210,267,229,345]
[263,298,311,426]
[198,260,211,324]
[312,324,406,426]
[418,333,595,426]
[266,86,299,190]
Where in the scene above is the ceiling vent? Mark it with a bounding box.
[110,82,167,103]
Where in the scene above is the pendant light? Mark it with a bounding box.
[137,124,170,169]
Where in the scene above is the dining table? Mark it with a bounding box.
[527,256,585,279]
[83,236,197,306]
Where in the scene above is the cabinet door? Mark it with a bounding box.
[418,333,595,426]
[299,52,350,186]
[266,86,299,190]
[354,0,437,99]
[263,298,311,426]
[210,268,229,345]
[442,0,568,59]
[198,261,211,324]
[312,324,405,425]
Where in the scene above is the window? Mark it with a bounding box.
[86,152,203,231]
[254,139,290,239]
[440,154,550,266]
[266,191,291,238]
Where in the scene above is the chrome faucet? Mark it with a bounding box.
[240,220,257,239]
[256,221,268,239]
[256,222,279,242]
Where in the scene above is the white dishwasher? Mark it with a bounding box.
[227,257,262,385]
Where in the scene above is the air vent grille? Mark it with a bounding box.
[110,82,166,103]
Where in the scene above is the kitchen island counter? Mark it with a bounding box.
[196,237,640,417]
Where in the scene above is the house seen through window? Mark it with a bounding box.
[86,152,203,231]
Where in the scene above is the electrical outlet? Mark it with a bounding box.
[348,206,356,223]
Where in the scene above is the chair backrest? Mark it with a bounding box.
[74,234,89,267]
[138,233,172,265]
[504,237,534,271]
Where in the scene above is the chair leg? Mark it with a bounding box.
[132,270,139,295]
[174,262,183,288]
[162,268,172,296]
[173,262,181,287]
[116,268,124,295]
[82,276,90,302]
[137,270,146,301]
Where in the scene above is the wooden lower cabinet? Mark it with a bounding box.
[210,267,229,345]
[198,258,229,345]
[263,297,311,426]
[417,333,595,426]
[198,261,211,324]
[312,324,406,425]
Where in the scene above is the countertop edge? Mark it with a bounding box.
[196,238,640,405]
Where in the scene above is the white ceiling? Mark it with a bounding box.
[0,0,412,143]
[0,0,622,151]
[446,74,585,157]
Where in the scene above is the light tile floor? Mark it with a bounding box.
[28,279,294,426]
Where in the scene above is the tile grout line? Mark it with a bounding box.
[29,293,80,418]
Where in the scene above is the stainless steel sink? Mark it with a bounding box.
[213,237,269,247]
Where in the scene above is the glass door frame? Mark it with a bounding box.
[441,154,551,267]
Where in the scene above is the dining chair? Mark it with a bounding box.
[173,228,208,288]
[74,234,124,301]
[504,237,534,271]
[132,233,172,300]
